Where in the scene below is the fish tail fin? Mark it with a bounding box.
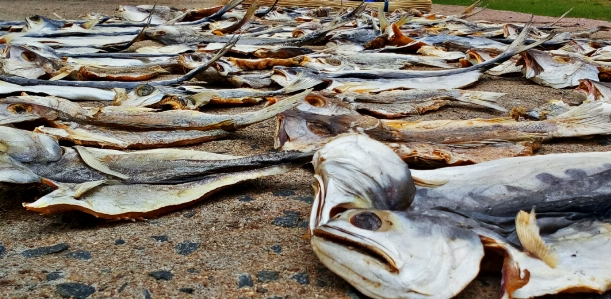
[515,208,557,268]
[478,20,556,72]
[281,74,323,94]
[548,102,611,137]
[231,89,312,130]
[457,91,507,112]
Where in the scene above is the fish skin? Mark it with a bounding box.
[25,146,312,184]
[311,209,484,299]
[24,163,300,219]
[35,121,229,149]
[519,49,600,88]
[0,126,61,163]
[309,134,415,231]
[0,89,312,130]
[0,154,41,184]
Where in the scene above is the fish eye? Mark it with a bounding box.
[135,84,155,97]
[21,51,36,62]
[306,122,331,136]
[305,95,325,107]
[7,104,32,114]
[155,30,167,36]
[29,15,40,22]
[350,211,382,231]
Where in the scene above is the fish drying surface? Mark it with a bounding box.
[1,0,611,298]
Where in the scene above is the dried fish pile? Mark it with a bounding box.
[2,0,611,298]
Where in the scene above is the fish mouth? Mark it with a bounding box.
[312,224,402,272]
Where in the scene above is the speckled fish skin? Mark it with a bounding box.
[0,126,61,163]
[309,134,415,231]
[24,163,300,219]
[25,147,313,184]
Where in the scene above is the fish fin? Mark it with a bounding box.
[281,74,323,94]
[74,146,130,180]
[377,6,389,34]
[515,208,557,268]
[113,88,129,105]
[548,7,573,27]
[72,180,106,199]
[411,176,449,187]
[81,17,100,30]
[49,68,72,81]
[507,20,557,55]
[235,89,312,128]
[549,102,611,137]
[395,14,411,27]
[457,91,507,112]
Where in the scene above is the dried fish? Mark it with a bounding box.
[24,164,299,219]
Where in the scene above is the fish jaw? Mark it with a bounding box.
[311,209,484,299]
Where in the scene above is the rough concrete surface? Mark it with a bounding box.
[0,1,611,299]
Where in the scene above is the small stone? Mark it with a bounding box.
[151,235,168,242]
[179,287,194,294]
[187,268,199,274]
[114,239,126,245]
[65,250,92,260]
[237,195,255,202]
[291,272,309,285]
[270,245,282,254]
[256,287,268,293]
[143,289,152,299]
[118,282,128,293]
[55,282,95,299]
[298,220,309,228]
[22,243,69,258]
[273,189,295,197]
[46,271,64,281]
[174,241,199,256]
[267,296,282,299]
[149,270,173,281]
[145,219,160,225]
[293,196,314,204]
[183,210,196,218]
[272,211,300,228]
[346,286,368,299]
[598,136,611,146]
[237,273,253,288]
[0,242,5,259]
[256,270,279,282]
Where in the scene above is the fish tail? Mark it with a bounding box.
[281,74,323,94]
[475,20,556,73]
[515,208,557,268]
[549,102,611,137]
[457,91,507,112]
[230,89,313,130]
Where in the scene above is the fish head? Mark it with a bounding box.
[178,52,213,70]
[311,209,484,299]
[24,15,65,32]
[576,79,611,102]
[120,84,165,107]
[296,92,355,116]
[0,102,43,125]
[144,26,197,44]
[310,135,415,231]
[3,45,58,77]
[517,50,544,78]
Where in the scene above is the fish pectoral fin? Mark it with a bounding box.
[411,176,449,187]
[515,208,557,268]
[72,180,107,199]
[74,146,130,180]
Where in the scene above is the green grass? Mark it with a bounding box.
[433,0,611,22]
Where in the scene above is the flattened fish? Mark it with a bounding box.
[0,126,61,163]
[34,122,229,149]
[24,164,299,219]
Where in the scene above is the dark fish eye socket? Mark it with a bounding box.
[350,211,382,231]
[305,95,325,107]
[29,15,40,22]
[8,104,31,114]
[21,51,36,62]
[136,84,155,96]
